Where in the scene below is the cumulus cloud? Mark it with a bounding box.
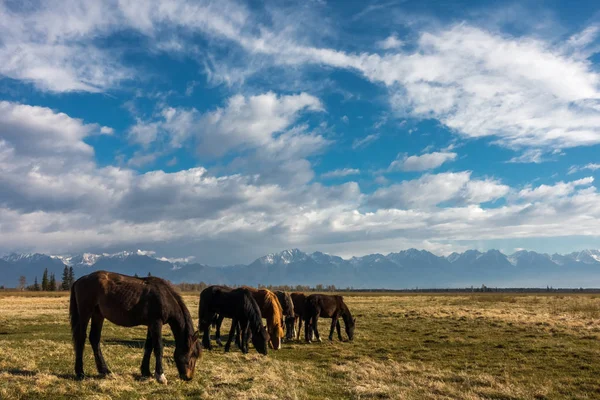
[322,168,361,179]
[518,177,594,201]
[368,171,509,209]
[377,34,404,50]
[388,151,457,172]
[197,92,323,157]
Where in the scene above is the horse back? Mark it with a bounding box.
[290,292,307,317]
[74,271,171,327]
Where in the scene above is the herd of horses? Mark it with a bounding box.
[69,270,356,384]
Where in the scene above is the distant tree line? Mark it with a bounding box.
[20,266,76,291]
[173,282,340,293]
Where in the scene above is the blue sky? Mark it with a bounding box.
[1,0,600,264]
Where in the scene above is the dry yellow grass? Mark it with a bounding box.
[1,292,599,399]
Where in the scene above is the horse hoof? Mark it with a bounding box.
[155,373,168,385]
[216,340,223,347]
[75,373,85,381]
[318,338,322,343]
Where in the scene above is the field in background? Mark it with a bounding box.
[1,292,600,399]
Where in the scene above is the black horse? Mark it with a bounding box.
[275,290,295,341]
[69,271,201,384]
[198,286,268,355]
[304,294,356,343]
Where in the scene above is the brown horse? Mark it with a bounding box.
[275,290,295,341]
[215,286,284,350]
[304,294,355,342]
[291,292,308,340]
[198,285,268,355]
[244,287,284,349]
[69,271,201,384]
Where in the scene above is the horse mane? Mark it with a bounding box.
[263,290,284,337]
[339,299,354,328]
[240,289,264,336]
[164,281,195,341]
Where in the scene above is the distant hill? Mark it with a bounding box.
[2,248,600,288]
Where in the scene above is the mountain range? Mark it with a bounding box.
[2,248,600,289]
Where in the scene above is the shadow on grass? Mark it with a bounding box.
[104,338,176,348]
[0,368,38,377]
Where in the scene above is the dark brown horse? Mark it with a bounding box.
[69,271,201,384]
[275,290,295,341]
[291,292,308,340]
[304,294,356,342]
[198,285,268,355]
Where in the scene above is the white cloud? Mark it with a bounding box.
[518,177,594,201]
[197,92,323,157]
[352,133,380,149]
[568,163,600,174]
[369,171,508,209]
[388,151,457,172]
[377,34,404,50]
[322,168,360,179]
[507,149,545,164]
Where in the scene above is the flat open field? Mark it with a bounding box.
[1,292,600,399]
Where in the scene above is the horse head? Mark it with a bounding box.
[252,325,269,355]
[175,331,202,381]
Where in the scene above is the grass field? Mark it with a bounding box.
[1,292,600,399]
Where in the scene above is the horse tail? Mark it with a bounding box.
[69,281,79,342]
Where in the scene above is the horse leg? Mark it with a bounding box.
[201,320,212,351]
[150,320,167,384]
[140,327,152,378]
[215,315,225,347]
[304,315,312,343]
[224,318,237,352]
[313,316,322,342]
[89,308,110,376]
[336,320,343,341]
[74,309,92,380]
[235,322,243,350]
[296,316,302,341]
[328,316,338,341]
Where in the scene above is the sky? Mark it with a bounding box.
[1,0,600,264]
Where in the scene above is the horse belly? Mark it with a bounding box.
[99,303,147,327]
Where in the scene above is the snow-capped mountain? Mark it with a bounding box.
[1,248,600,288]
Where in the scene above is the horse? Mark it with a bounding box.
[304,294,356,343]
[215,286,284,350]
[69,271,201,384]
[198,285,268,355]
[291,292,308,340]
[275,290,295,341]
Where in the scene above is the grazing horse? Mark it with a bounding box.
[275,290,295,341]
[69,271,201,384]
[198,286,268,355]
[291,292,308,340]
[304,294,356,343]
[215,287,285,350]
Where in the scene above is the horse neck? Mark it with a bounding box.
[340,303,353,326]
[168,295,193,350]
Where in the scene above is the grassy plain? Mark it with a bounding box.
[1,292,599,399]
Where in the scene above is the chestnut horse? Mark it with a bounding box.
[198,285,268,355]
[304,294,356,342]
[275,290,295,341]
[69,271,201,384]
